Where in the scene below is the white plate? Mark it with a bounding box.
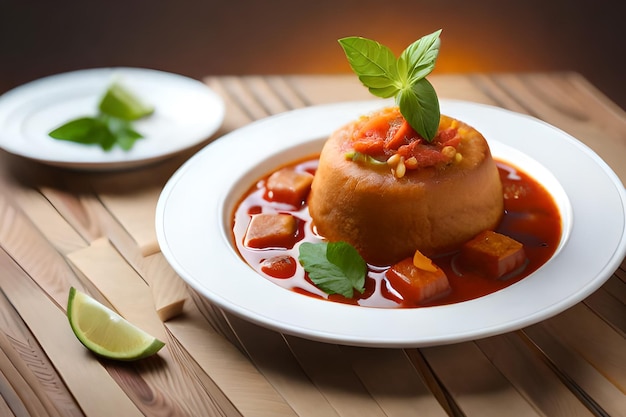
[0,68,225,170]
[156,99,626,347]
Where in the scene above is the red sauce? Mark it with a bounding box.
[232,157,562,308]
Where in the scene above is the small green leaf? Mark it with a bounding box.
[398,29,442,84]
[339,30,442,141]
[49,116,116,149]
[338,37,400,98]
[49,82,152,151]
[49,117,104,142]
[106,117,144,150]
[326,241,366,292]
[299,241,367,298]
[397,78,440,141]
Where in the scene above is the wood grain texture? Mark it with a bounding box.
[0,73,624,417]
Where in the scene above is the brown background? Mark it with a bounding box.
[1,0,625,109]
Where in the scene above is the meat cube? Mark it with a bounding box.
[385,257,450,305]
[265,168,314,206]
[460,230,527,279]
[244,213,298,249]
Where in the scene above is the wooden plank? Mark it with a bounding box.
[10,187,87,254]
[265,76,309,110]
[144,252,188,321]
[420,342,541,417]
[239,76,294,115]
[90,184,162,256]
[39,186,188,321]
[226,314,341,417]
[0,290,81,417]
[286,75,378,105]
[541,303,626,393]
[66,237,248,416]
[165,299,297,417]
[204,76,255,132]
[488,73,626,182]
[476,333,593,416]
[283,335,388,417]
[340,346,448,417]
[0,189,79,307]
[0,365,26,417]
[66,237,166,340]
[524,315,626,417]
[584,286,626,336]
[0,250,143,417]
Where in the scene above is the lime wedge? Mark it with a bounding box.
[98,82,154,121]
[67,287,164,361]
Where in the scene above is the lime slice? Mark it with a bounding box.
[98,82,154,121]
[67,287,164,361]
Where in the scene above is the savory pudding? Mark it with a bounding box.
[232,154,561,308]
[308,107,504,266]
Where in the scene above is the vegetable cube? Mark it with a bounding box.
[244,213,298,249]
[266,168,314,206]
[459,230,527,279]
[385,257,450,305]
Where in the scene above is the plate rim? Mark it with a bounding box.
[0,67,225,170]
[155,99,626,347]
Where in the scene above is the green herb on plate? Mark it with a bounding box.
[338,30,442,141]
[298,241,367,298]
[49,82,154,151]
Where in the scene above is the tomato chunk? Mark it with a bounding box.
[261,255,298,278]
[265,168,314,207]
[244,213,298,249]
[385,257,450,305]
[459,230,527,279]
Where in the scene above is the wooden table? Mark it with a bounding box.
[0,73,624,417]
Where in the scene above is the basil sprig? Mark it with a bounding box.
[49,82,153,151]
[299,241,367,298]
[338,30,442,141]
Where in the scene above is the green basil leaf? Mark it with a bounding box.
[326,241,366,293]
[397,78,440,141]
[104,116,144,150]
[338,37,400,98]
[398,29,442,83]
[299,241,367,298]
[339,30,442,142]
[49,116,117,148]
[114,126,143,151]
[49,82,153,151]
[49,117,102,142]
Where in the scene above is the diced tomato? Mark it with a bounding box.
[352,138,386,155]
[385,119,418,151]
[265,168,314,207]
[397,142,449,167]
[436,127,458,143]
[244,213,298,249]
[459,230,527,279]
[385,257,450,305]
[441,135,461,149]
[357,109,394,140]
[349,109,461,167]
[261,255,297,279]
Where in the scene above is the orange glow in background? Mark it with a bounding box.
[0,0,623,109]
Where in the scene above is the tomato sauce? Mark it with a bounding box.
[231,157,562,308]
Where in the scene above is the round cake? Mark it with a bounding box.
[308,106,504,266]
